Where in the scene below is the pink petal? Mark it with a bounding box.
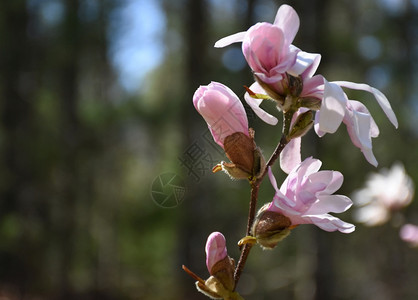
[280,137,301,174]
[333,81,398,128]
[194,82,249,147]
[273,4,300,44]
[348,100,379,138]
[314,111,327,137]
[318,80,347,133]
[307,195,353,215]
[243,23,292,82]
[306,214,355,233]
[305,170,343,195]
[205,232,228,273]
[296,157,322,178]
[214,31,246,48]
[268,167,297,210]
[268,166,280,192]
[288,46,322,78]
[302,75,325,98]
[344,107,378,166]
[273,194,301,215]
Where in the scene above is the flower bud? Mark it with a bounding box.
[184,232,243,300]
[206,232,228,273]
[193,82,249,148]
[205,232,235,289]
[251,203,292,249]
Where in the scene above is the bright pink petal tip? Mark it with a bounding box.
[205,232,228,273]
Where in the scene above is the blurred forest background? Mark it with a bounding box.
[0,0,418,299]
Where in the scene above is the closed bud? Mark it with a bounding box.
[184,232,244,300]
[251,203,292,249]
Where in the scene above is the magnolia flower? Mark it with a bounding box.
[215,5,301,78]
[248,76,397,171]
[314,80,398,167]
[241,22,297,85]
[216,5,321,112]
[193,81,249,147]
[266,157,355,233]
[353,163,415,226]
[400,224,418,247]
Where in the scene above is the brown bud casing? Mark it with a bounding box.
[195,256,243,300]
[220,130,265,180]
[251,204,292,249]
[224,132,254,175]
[209,256,235,292]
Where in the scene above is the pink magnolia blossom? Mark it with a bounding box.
[205,232,228,274]
[266,157,355,233]
[193,81,249,147]
[249,76,397,170]
[400,224,418,247]
[215,5,320,99]
[242,22,297,84]
[314,80,398,166]
[353,163,415,226]
[313,81,379,166]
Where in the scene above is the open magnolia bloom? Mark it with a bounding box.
[353,163,415,226]
[215,5,321,111]
[249,76,398,171]
[314,80,398,167]
[268,158,355,232]
[251,158,354,249]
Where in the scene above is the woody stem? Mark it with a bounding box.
[234,130,289,287]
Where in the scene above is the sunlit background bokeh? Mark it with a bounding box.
[0,0,418,299]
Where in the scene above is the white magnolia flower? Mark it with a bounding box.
[353,163,415,226]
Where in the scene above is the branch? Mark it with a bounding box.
[234,134,289,287]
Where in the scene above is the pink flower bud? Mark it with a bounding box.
[205,232,228,274]
[193,82,249,147]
